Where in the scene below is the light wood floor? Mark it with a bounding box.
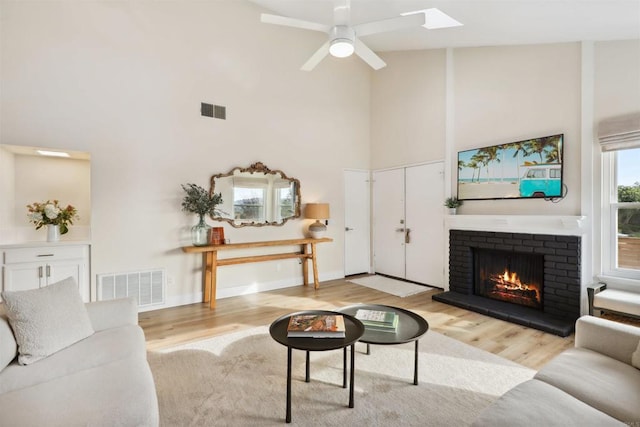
[139,277,576,370]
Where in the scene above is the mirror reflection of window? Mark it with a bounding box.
[277,185,295,221]
[233,187,266,222]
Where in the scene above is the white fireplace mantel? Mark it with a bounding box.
[445,215,588,236]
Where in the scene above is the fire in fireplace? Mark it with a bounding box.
[474,248,544,310]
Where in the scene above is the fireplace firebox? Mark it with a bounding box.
[432,229,581,337]
[474,249,544,310]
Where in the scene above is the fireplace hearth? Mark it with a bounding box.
[433,230,581,336]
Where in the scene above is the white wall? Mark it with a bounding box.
[370,43,582,215]
[370,49,447,169]
[0,1,371,306]
[0,147,15,237]
[453,43,582,215]
[594,40,640,121]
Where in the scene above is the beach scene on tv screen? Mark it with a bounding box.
[458,134,563,200]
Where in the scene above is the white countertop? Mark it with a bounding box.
[0,240,91,249]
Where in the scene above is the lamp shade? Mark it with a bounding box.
[305,203,330,220]
[305,203,330,239]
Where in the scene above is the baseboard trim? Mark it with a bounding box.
[141,270,344,312]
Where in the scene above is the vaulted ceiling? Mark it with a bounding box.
[250,0,640,51]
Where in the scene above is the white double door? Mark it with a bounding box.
[373,162,444,286]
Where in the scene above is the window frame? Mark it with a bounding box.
[602,150,640,280]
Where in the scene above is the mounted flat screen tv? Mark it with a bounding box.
[457,134,563,201]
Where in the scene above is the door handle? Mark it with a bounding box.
[38,266,43,278]
[46,265,51,277]
[345,227,354,231]
[405,228,411,244]
[395,228,405,232]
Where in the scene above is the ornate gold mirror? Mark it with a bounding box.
[210,162,301,227]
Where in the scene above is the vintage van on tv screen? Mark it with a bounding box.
[457,134,564,201]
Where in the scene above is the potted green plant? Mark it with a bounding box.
[181,183,223,246]
[444,197,462,215]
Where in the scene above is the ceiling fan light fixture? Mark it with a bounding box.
[329,39,354,57]
[328,25,355,58]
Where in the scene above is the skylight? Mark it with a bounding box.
[402,8,463,30]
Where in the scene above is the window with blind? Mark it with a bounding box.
[599,113,640,279]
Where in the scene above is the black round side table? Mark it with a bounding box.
[269,310,364,423]
[336,304,429,385]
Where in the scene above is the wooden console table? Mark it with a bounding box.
[182,237,332,309]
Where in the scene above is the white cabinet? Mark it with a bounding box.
[1,245,90,301]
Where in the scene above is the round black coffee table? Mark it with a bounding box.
[269,310,365,423]
[336,304,429,385]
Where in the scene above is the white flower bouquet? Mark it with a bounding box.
[27,200,79,235]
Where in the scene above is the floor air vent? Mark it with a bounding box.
[97,269,165,307]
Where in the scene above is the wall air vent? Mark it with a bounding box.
[214,105,226,119]
[201,102,214,117]
[201,102,226,120]
[97,269,165,307]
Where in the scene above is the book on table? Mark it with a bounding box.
[287,314,346,338]
[355,309,399,332]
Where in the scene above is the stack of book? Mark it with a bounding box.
[287,314,346,338]
[355,309,399,332]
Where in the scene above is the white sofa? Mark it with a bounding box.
[473,315,640,427]
[0,297,159,426]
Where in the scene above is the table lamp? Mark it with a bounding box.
[305,203,330,239]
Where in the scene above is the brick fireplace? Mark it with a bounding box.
[433,229,581,336]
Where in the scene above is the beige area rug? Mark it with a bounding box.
[348,275,433,297]
[148,326,534,426]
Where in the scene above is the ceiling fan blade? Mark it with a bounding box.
[261,13,330,33]
[354,38,386,70]
[301,41,331,71]
[353,13,425,38]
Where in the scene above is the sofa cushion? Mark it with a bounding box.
[575,315,640,365]
[1,277,94,365]
[0,305,18,372]
[0,355,159,427]
[535,347,640,422]
[472,379,626,427]
[0,324,146,394]
[85,297,139,331]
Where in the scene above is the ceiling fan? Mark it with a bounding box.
[260,1,426,71]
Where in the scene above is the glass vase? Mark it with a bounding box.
[191,215,211,246]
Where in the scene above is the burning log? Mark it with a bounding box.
[488,269,541,305]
